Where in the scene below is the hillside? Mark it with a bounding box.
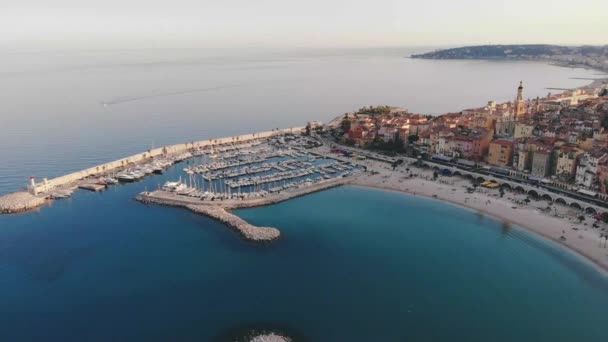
[411,45,608,71]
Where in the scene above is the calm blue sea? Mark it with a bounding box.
[1,174,607,340]
[1,48,607,340]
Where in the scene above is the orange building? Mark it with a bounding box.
[488,139,514,167]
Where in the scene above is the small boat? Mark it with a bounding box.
[51,189,73,199]
[117,173,135,182]
[162,181,187,192]
[103,177,119,184]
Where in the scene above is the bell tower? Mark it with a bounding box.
[515,81,525,118]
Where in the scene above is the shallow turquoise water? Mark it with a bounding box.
[1,179,607,341]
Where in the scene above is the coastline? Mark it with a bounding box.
[351,171,608,275]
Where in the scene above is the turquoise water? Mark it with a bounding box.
[1,178,607,340]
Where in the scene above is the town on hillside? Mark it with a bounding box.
[328,80,608,200]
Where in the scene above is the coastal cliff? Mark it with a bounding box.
[411,44,608,71]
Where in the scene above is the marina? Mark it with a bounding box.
[0,128,304,213]
[135,134,365,240]
[0,128,366,242]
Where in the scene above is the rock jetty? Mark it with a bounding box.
[249,333,291,342]
[136,176,355,242]
[187,205,280,241]
[0,192,46,213]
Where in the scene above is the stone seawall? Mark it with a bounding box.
[27,127,304,195]
[135,176,357,241]
[187,205,280,241]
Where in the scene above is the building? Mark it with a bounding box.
[514,122,535,139]
[555,146,582,181]
[445,129,492,161]
[488,139,513,167]
[575,150,607,189]
[514,81,526,118]
[531,148,552,178]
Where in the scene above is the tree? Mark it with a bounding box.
[578,215,586,223]
[407,134,419,144]
[305,122,312,136]
[433,171,438,180]
[341,119,352,133]
[499,187,505,198]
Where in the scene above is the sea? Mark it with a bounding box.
[1,47,607,341]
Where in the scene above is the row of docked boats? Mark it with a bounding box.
[225,167,316,188]
[115,156,180,182]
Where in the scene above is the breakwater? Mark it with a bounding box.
[0,127,304,214]
[0,192,46,214]
[188,205,280,241]
[135,176,355,241]
[27,127,303,195]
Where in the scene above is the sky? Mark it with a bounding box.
[2,0,607,49]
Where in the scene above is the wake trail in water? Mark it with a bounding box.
[100,83,251,106]
[100,75,324,106]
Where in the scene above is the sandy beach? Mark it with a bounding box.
[349,157,608,273]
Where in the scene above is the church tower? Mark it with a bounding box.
[515,81,526,119]
[515,81,525,118]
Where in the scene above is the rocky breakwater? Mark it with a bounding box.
[136,176,360,241]
[0,192,46,214]
[187,205,280,242]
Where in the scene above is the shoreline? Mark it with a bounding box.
[351,172,608,275]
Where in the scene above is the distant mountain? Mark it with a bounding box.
[411,44,608,71]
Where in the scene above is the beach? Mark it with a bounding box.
[350,157,608,273]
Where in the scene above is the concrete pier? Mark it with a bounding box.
[0,192,46,214]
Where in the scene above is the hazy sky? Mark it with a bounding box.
[2,0,607,48]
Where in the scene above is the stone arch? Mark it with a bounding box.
[422,163,430,168]
[585,207,597,214]
[464,174,474,179]
[500,183,512,190]
[432,165,440,170]
[453,171,463,177]
[476,176,485,183]
[528,189,540,198]
[555,198,567,205]
[515,186,525,193]
[570,202,582,209]
[540,193,553,201]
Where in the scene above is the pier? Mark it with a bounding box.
[0,127,304,214]
[0,192,46,214]
[136,176,356,241]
